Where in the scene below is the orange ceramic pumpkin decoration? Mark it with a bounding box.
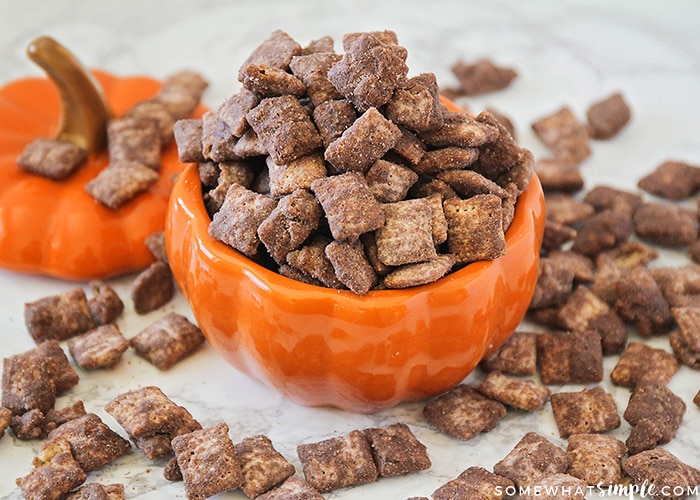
[167,134,545,412]
[0,37,204,280]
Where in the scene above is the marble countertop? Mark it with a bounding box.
[1,1,699,498]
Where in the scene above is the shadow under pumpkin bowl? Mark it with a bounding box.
[166,163,545,413]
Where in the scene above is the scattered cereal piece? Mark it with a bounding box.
[534,157,584,193]
[612,265,673,336]
[633,201,699,247]
[622,448,700,500]
[637,160,700,200]
[550,386,621,438]
[477,371,550,411]
[0,406,12,438]
[571,209,634,256]
[586,92,631,139]
[529,256,575,309]
[2,352,56,415]
[625,417,664,455]
[87,280,124,325]
[669,330,700,369]
[17,137,87,180]
[64,483,125,500]
[67,324,130,369]
[85,160,159,209]
[545,193,594,226]
[531,106,590,165]
[130,261,174,314]
[297,429,379,492]
[450,58,517,96]
[493,432,571,488]
[122,99,175,146]
[44,401,87,432]
[481,330,538,376]
[537,330,603,384]
[432,466,514,500]
[24,287,96,343]
[583,184,642,215]
[566,433,626,486]
[130,312,205,370]
[624,381,686,446]
[423,384,507,441]
[173,118,204,163]
[15,438,87,500]
[235,434,295,498]
[107,116,161,170]
[610,342,679,388]
[256,476,324,500]
[362,423,431,477]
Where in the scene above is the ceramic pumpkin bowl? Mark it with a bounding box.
[166,124,545,412]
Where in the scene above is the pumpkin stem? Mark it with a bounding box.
[27,36,113,152]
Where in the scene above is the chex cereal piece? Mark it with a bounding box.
[637,160,700,200]
[548,250,595,284]
[256,476,324,500]
[557,285,627,355]
[67,324,129,370]
[198,160,220,189]
[209,183,277,257]
[246,95,322,165]
[420,110,499,149]
[436,169,509,199]
[591,253,623,304]
[201,111,238,162]
[311,171,384,242]
[267,153,327,198]
[130,261,174,315]
[382,254,455,289]
[626,417,664,455]
[571,209,634,256]
[432,466,514,500]
[258,189,323,264]
[610,342,679,387]
[0,406,12,437]
[534,157,584,193]
[205,161,256,213]
[671,306,700,352]
[519,473,588,500]
[64,483,125,500]
[173,118,204,163]
[105,386,201,459]
[85,160,159,209]
[423,384,506,441]
[413,146,479,175]
[235,434,295,498]
[550,386,621,438]
[237,29,301,81]
[239,63,306,97]
[613,265,673,337]
[2,352,57,415]
[624,381,686,445]
[481,330,538,376]
[297,429,378,492]
[233,128,268,158]
[584,184,642,215]
[286,236,344,289]
[390,126,426,166]
[477,371,550,411]
[289,52,343,106]
[327,31,408,112]
[25,287,96,343]
[362,422,431,477]
[87,280,124,325]
[45,413,131,472]
[622,448,700,500]
[324,107,402,173]
[531,106,590,165]
[365,159,418,203]
[17,137,87,180]
[669,331,700,369]
[566,433,626,487]
[545,192,594,226]
[444,194,506,264]
[325,240,377,294]
[537,330,603,384]
[634,201,699,247]
[649,264,700,308]
[586,92,631,139]
[33,340,79,395]
[312,99,357,149]
[107,116,161,170]
[15,439,86,499]
[375,198,437,266]
[155,69,207,121]
[217,88,260,138]
[130,312,205,370]
[451,58,517,96]
[172,423,244,499]
[44,401,87,433]
[529,256,575,309]
[303,35,334,54]
[493,432,571,487]
[385,72,444,132]
[604,239,660,269]
[11,408,45,440]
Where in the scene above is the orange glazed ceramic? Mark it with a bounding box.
[166,156,545,412]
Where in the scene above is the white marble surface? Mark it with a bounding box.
[1,0,700,498]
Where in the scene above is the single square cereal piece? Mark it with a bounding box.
[217,88,260,138]
[173,118,204,163]
[2,353,56,415]
[385,72,444,132]
[311,171,384,242]
[603,240,660,269]
[85,160,159,209]
[239,63,305,97]
[362,423,431,477]
[297,429,378,492]
[32,340,79,394]
[155,69,207,121]
[312,99,357,149]
[622,448,700,500]
[15,439,87,500]
[267,153,327,198]
[201,111,239,163]
[172,423,244,499]
[436,169,509,200]
[67,324,130,370]
[209,183,277,257]
[413,146,479,175]
[571,209,634,257]
[198,160,220,188]
[325,240,377,295]
[451,58,517,96]
[286,236,345,289]
[25,287,96,343]
[87,280,125,325]
[477,371,550,411]
[382,254,455,289]
[256,476,324,500]
[46,413,131,472]
[105,386,201,459]
[566,433,626,486]
[289,52,343,106]
[518,473,588,500]
[163,456,182,481]
[423,384,507,441]
[545,193,594,226]
[586,92,631,140]
[237,29,302,81]
[235,434,296,498]
[327,31,408,112]
[550,386,621,438]
[472,111,526,180]
[246,95,323,165]
[626,417,665,455]
[444,194,506,264]
[649,264,700,307]
[145,232,167,263]
[611,274,674,337]
[624,381,686,445]
[107,116,161,170]
[534,157,584,193]
[481,330,538,376]
[419,110,499,149]
[205,160,256,213]
[432,466,514,500]
[64,483,125,500]
[548,250,595,284]
[584,184,642,215]
[542,219,577,251]
[392,126,426,165]
[669,331,700,369]
[590,253,623,304]
[610,342,679,388]
[493,432,571,487]
[637,160,700,200]
[529,256,575,309]
[375,198,437,266]
[537,330,604,385]
[123,99,176,146]
[18,137,88,180]
[130,312,205,370]
[232,129,268,160]
[130,261,174,315]
[11,408,45,440]
[365,159,419,203]
[324,107,402,174]
[633,201,699,247]
[531,106,591,165]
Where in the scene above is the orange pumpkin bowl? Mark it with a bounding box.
[166,156,545,412]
